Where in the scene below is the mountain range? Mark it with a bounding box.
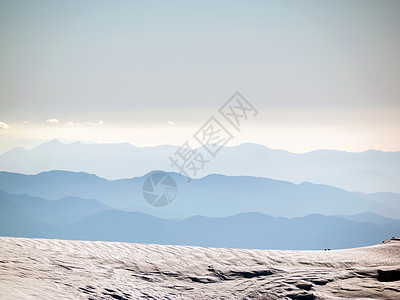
[1,189,399,250]
[0,139,399,193]
[0,170,399,219]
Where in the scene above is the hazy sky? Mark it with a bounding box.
[1,0,399,152]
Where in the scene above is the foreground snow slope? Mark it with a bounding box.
[0,236,399,299]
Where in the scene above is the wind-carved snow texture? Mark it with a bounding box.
[0,237,399,299]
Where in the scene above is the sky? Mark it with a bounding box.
[0,0,399,153]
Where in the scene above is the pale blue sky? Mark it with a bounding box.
[0,0,399,151]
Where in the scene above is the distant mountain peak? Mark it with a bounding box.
[32,139,65,150]
[48,139,64,144]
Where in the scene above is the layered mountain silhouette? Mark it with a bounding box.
[0,170,399,219]
[0,140,399,193]
[0,135,47,155]
[0,189,110,226]
[0,189,399,250]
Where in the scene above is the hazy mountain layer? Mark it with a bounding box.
[1,189,399,250]
[0,170,399,219]
[0,140,399,193]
